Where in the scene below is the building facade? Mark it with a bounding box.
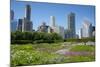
[78,28,83,39]
[17,19,23,31]
[22,17,33,32]
[22,4,33,32]
[38,22,49,32]
[67,12,76,38]
[50,16,56,28]
[11,20,18,32]
[10,10,14,20]
[25,4,31,21]
[82,20,92,38]
[53,26,65,39]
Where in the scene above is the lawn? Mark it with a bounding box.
[11,43,95,67]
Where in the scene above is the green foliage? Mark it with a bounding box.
[11,31,63,44]
[11,40,33,44]
[11,44,95,67]
[11,44,67,67]
[70,45,95,52]
[66,37,95,42]
[65,55,95,63]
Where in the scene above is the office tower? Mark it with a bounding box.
[11,20,18,32]
[38,22,49,32]
[82,20,92,38]
[10,10,14,20]
[22,4,33,32]
[67,12,76,38]
[53,26,65,39]
[25,4,31,21]
[78,28,83,39]
[50,16,56,27]
[10,10,18,32]
[18,19,23,31]
[22,17,33,32]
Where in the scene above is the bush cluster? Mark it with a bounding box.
[11,31,63,44]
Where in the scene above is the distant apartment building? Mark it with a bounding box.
[82,20,92,38]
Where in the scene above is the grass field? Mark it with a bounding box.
[11,42,95,67]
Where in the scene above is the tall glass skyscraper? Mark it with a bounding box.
[67,12,76,38]
[18,19,23,31]
[22,4,33,32]
[25,4,31,21]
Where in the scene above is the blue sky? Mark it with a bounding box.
[11,0,95,34]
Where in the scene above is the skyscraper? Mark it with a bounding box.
[22,4,33,32]
[50,16,56,27]
[67,12,76,38]
[11,20,18,32]
[18,19,23,31]
[22,17,33,32]
[10,10,14,20]
[10,10,18,32]
[82,20,92,38]
[78,28,83,39]
[25,4,31,21]
[53,26,65,39]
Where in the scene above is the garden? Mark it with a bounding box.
[11,42,95,67]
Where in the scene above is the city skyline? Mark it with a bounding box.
[11,0,95,34]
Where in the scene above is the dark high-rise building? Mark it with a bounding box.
[18,19,23,31]
[67,12,76,38]
[92,26,95,32]
[22,17,33,32]
[25,4,31,21]
[92,26,95,37]
[10,10,14,20]
[22,4,33,32]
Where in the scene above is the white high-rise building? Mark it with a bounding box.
[53,26,65,39]
[78,28,83,39]
[50,16,56,28]
[49,16,65,38]
[82,20,92,38]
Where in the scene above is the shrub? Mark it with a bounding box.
[11,40,33,44]
[11,31,63,44]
